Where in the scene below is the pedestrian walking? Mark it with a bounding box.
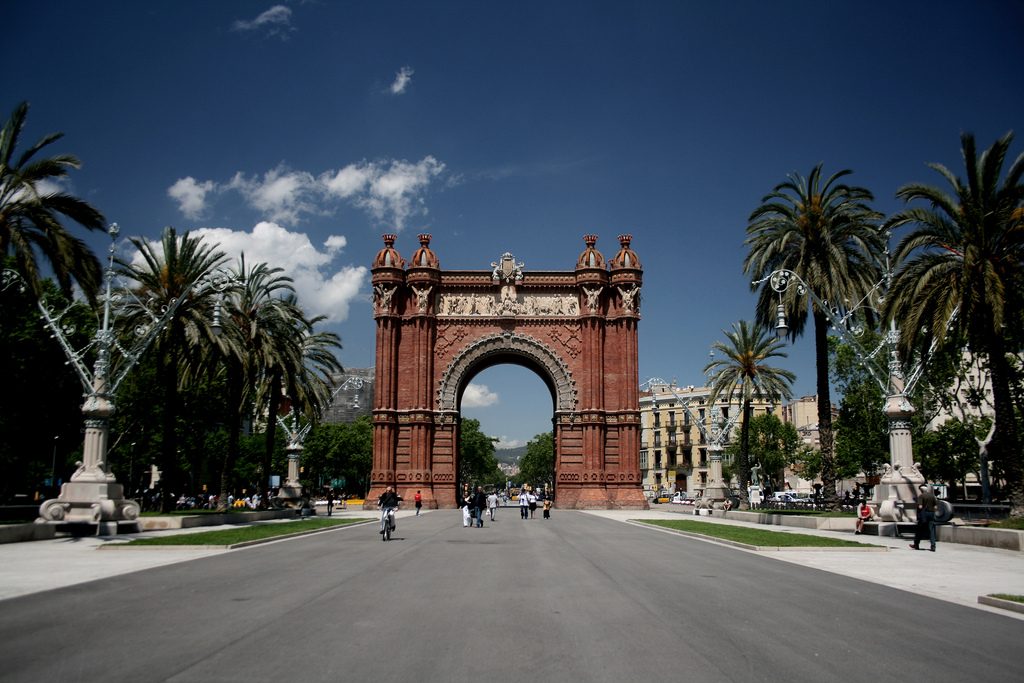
[543,498,551,519]
[414,490,423,516]
[472,487,487,527]
[326,495,334,516]
[487,490,498,520]
[910,484,938,551]
[528,491,538,518]
[519,489,529,519]
[461,492,472,527]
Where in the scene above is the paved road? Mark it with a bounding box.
[1,510,1022,682]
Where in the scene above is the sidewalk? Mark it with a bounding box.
[1,507,1022,619]
[0,508,376,602]
[587,507,1024,618]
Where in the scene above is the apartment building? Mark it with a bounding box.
[639,380,776,495]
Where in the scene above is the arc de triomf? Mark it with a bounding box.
[366,233,648,509]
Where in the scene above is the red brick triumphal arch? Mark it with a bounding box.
[366,233,649,510]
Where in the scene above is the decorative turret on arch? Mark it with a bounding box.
[367,233,647,510]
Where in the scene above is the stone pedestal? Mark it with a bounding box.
[38,385,140,524]
[872,378,923,522]
[696,449,736,511]
[274,441,306,509]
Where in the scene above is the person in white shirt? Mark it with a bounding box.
[486,491,498,520]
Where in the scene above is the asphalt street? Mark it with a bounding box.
[1,510,1022,682]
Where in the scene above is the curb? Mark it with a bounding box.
[977,595,1024,615]
[99,518,375,551]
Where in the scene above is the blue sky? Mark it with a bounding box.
[5,1,1023,448]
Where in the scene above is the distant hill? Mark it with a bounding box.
[495,446,526,464]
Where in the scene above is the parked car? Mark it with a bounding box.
[670,493,695,505]
[769,491,814,506]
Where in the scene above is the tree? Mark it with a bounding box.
[518,431,555,491]
[458,418,501,490]
[211,257,297,511]
[304,416,373,497]
[745,164,886,508]
[0,270,92,501]
[884,132,1024,517]
[704,320,795,499]
[265,303,342,503]
[915,417,986,500]
[0,102,104,302]
[829,334,889,482]
[118,227,229,512]
[724,413,800,492]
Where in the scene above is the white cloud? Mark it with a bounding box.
[227,167,318,225]
[182,221,367,323]
[462,383,499,408]
[168,177,216,220]
[232,5,294,38]
[321,164,372,198]
[390,66,414,95]
[351,157,445,229]
[171,157,445,230]
[324,235,347,254]
[495,437,525,450]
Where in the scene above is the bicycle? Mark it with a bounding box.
[380,505,397,541]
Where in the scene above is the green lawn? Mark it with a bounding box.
[990,594,1024,604]
[123,517,371,546]
[636,519,876,548]
[991,518,1024,530]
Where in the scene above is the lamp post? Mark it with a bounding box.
[274,374,367,508]
[4,223,235,529]
[752,263,948,523]
[641,376,740,511]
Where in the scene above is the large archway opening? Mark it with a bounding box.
[457,362,555,498]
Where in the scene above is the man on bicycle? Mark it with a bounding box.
[377,486,402,535]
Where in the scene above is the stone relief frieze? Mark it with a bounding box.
[437,292,579,317]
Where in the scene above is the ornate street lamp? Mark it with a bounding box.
[3,224,234,529]
[274,374,367,508]
[641,376,740,511]
[752,253,954,523]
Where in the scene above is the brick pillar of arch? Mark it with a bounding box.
[368,234,648,510]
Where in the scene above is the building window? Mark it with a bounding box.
[654,432,662,447]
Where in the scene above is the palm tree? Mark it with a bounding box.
[118,227,229,512]
[744,164,886,508]
[704,321,795,500]
[884,132,1024,517]
[263,306,343,502]
[0,101,105,301]
[212,257,298,511]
